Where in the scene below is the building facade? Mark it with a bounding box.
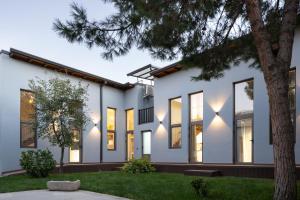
[0,28,300,175]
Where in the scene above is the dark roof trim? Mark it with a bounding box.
[151,61,183,78]
[127,64,158,80]
[8,48,133,90]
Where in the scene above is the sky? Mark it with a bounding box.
[0,0,178,83]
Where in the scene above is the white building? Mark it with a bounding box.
[0,28,300,176]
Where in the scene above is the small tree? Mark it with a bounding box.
[29,78,88,173]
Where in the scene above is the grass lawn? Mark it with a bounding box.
[0,172,299,200]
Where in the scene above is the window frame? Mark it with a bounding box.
[107,107,117,151]
[169,96,182,149]
[233,78,254,164]
[20,89,37,149]
[188,91,204,163]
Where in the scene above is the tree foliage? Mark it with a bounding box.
[53,0,298,80]
[29,78,88,172]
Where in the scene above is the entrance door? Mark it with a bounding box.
[127,133,134,161]
[69,128,81,163]
[142,131,151,159]
[190,124,203,163]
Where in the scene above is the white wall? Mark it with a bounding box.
[124,84,154,160]
[0,54,102,172]
[152,28,300,164]
[102,85,126,162]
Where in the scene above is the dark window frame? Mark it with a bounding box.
[107,107,117,151]
[125,108,134,161]
[188,91,204,163]
[138,107,154,124]
[20,89,37,149]
[169,96,182,149]
[233,78,254,164]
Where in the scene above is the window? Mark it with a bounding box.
[107,108,116,150]
[126,109,134,160]
[234,79,254,163]
[20,90,36,148]
[270,69,296,144]
[138,107,154,124]
[126,109,134,132]
[189,92,203,162]
[169,97,182,148]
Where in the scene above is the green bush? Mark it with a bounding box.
[191,178,208,198]
[20,149,56,177]
[121,158,155,173]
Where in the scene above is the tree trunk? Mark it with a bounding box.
[59,147,65,174]
[245,0,298,199]
[267,65,297,200]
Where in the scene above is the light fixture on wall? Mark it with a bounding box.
[215,112,220,116]
[159,121,163,124]
[94,123,97,127]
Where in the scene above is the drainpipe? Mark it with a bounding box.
[100,83,103,163]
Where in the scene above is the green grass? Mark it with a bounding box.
[0,172,299,200]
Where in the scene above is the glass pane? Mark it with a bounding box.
[235,80,253,163]
[191,124,203,162]
[126,109,134,131]
[190,92,203,122]
[70,129,80,163]
[143,131,151,155]
[170,98,182,125]
[236,118,253,162]
[171,127,181,148]
[20,90,35,122]
[20,123,35,147]
[235,80,253,115]
[107,132,115,150]
[127,133,134,160]
[107,108,116,131]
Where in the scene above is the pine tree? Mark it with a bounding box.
[54,1,300,199]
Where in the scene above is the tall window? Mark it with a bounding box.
[107,108,116,150]
[20,90,36,148]
[126,109,134,132]
[190,92,203,162]
[126,109,134,160]
[234,79,254,163]
[270,69,296,143]
[169,97,182,148]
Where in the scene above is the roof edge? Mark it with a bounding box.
[8,48,134,90]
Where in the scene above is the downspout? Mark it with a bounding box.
[100,83,103,163]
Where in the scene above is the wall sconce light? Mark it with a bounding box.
[94,123,97,127]
[215,112,219,116]
[159,121,163,124]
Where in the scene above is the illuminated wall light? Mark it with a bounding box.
[159,121,163,124]
[215,112,219,116]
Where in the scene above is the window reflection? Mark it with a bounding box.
[235,80,253,163]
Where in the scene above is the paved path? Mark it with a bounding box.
[0,190,130,200]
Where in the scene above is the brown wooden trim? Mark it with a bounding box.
[9,48,133,90]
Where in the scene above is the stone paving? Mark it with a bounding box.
[0,190,130,200]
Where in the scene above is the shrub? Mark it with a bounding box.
[191,178,208,198]
[20,149,56,177]
[121,158,155,173]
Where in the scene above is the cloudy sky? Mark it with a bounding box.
[0,0,178,83]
